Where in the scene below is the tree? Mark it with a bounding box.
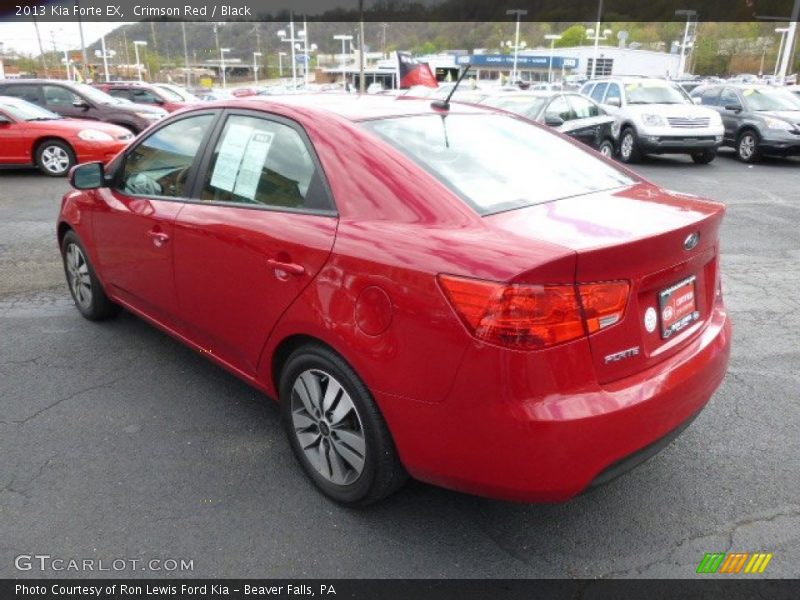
[555,24,587,48]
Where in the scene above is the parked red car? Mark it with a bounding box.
[0,96,133,176]
[57,95,731,505]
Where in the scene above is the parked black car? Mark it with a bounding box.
[478,91,617,157]
[0,80,167,134]
[691,83,800,162]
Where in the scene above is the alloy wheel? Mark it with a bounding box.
[290,369,366,486]
[41,145,70,174]
[620,133,634,159]
[739,134,756,161]
[65,243,92,310]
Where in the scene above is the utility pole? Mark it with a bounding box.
[776,0,799,83]
[181,22,191,87]
[506,9,528,83]
[74,0,88,81]
[32,16,49,77]
[591,0,603,80]
[359,0,366,93]
[122,30,130,71]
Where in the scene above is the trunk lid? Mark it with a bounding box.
[486,182,725,383]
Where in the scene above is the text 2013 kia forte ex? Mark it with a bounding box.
[57,95,731,505]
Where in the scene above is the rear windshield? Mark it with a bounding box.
[361,113,635,215]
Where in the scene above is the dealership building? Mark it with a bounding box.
[455,46,682,81]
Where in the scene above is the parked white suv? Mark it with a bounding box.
[580,77,724,164]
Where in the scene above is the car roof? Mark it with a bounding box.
[208,93,493,122]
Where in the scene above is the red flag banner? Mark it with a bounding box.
[396,51,438,89]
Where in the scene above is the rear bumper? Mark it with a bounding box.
[379,303,731,502]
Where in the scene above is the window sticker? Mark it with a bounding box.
[743,88,754,96]
[233,131,275,201]
[209,122,252,193]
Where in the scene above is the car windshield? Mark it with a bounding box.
[624,81,688,105]
[0,97,60,121]
[480,95,550,119]
[361,113,635,216]
[155,85,189,102]
[74,84,118,105]
[742,88,800,111]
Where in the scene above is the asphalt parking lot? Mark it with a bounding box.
[1,149,799,579]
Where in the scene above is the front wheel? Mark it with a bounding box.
[598,139,615,159]
[736,130,761,163]
[280,344,407,506]
[36,140,76,177]
[61,231,120,321]
[691,149,717,164]
[618,128,641,164]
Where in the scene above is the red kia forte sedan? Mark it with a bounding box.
[0,96,133,176]
[57,95,731,505]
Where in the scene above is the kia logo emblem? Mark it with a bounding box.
[684,232,700,251]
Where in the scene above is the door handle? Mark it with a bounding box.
[146,229,170,248]
[267,259,305,276]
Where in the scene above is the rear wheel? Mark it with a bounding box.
[280,344,407,506]
[618,128,641,164]
[35,140,75,177]
[691,149,717,164]
[736,130,761,163]
[61,231,120,321]
[598,139,615,159]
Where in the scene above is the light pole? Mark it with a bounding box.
[0,42,5,80]
[133,40,147,82]
[278,51,287,77]
[776,0,799,84]
[675,9,697,78]
[590,0,604,79]
[506,9,528,83]
[277,17,301,90]
[774,27,790,76]
[219,48,230,88]
[253,51,262,85]
[100,35,110,82]
[544,34,562,83]
[181,22,191,87]
[586,27,612,78]
[333,34,353,84]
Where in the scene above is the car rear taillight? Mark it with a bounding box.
[577,282,630,333]
[438,275,630,350]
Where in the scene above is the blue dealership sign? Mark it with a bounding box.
[457,54,578,69]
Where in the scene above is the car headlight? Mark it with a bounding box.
[764,117,793,130]
[135,112,163,120]
[77,129,114,142]
[641,114,665,127]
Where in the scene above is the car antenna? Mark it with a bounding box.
[431,64,472,111]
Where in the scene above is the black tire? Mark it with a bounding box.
[280,343,408,506]
[61,230,121,321]
[597,138,615,159]
[35,139,76,177]
[618,127,642,164]
[736,130,761,163]
[691,149,717,164]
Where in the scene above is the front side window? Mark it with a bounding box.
[120,114,215,198]
[568,94,601,118]
[201,115,328,211]
[43,85,77,107]
[604,83,621,104]
[480,95,549,120]
[132,89,162,104]
[544,96,574,122]
[720,88,741,108]
[362,114,635,216]
[590,82,608,103]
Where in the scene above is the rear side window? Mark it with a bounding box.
[720,88,740,108]
[108,89,133,101]
[121,114,215,198]
[2,85,41,103]
[362,114,635,216]
[544,96,574,122]
[590,82,609,103]
[201,115,331,212]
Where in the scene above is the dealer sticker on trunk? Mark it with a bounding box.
[659,275,700,339]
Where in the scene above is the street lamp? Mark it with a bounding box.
[586,27,612,78]
[333,34,353,84]
[505,9,528,83]
[253,51,262,85]
[133,40,147,82]
[277,18,301,90]
[675,9,697,78]
[544,34,562,83]
[774,27,790,76]
[219,47,230,88]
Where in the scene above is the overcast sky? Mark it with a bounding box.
[0,21,128,56]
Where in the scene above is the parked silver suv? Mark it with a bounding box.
[581,77,724,164]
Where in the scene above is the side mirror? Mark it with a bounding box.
[606,97,622,108]
[544,115,565,127]
[73,98,90,108]
[725,104,742,113]
[69,161,105,190]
